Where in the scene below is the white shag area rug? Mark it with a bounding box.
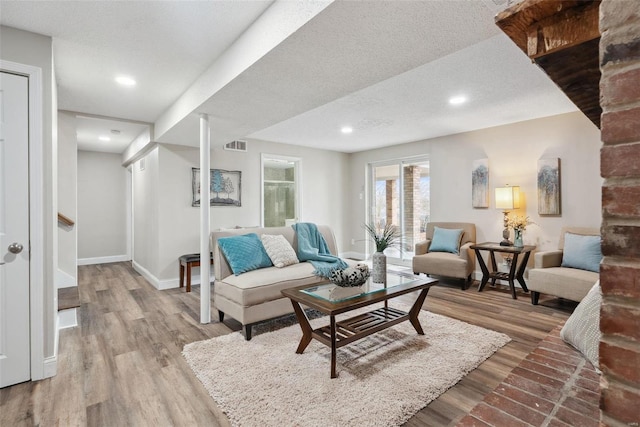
[183,306,510,427]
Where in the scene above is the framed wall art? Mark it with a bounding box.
[471,158,489,208]
[537,158,561,215]
[192,168,242,207]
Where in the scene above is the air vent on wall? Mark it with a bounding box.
[224,140,247,152]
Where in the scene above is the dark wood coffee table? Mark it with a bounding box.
[281,271,437,378]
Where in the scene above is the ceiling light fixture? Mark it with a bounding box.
[341,126,353,134]
[99,136,111,142]
[449,95,467,105]
[115,75,136,87]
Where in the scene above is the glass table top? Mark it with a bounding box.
[301,270,421,302]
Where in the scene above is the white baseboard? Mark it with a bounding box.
[132,261,161,289]
[56,268,76,288]
[132,260,213,291]
[341,251,366,260]
[57,308,78,329]
[42,355,57,379]
[78,254,129,266]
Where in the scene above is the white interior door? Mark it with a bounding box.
[0,71,31,387]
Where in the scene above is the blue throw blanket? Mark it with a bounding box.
[292,222,348,278]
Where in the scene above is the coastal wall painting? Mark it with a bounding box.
[471,158,489,208]
[192,168,242,207]
[537,158,561,215]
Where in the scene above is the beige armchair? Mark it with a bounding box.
[412,222,476,290]
[528,227,600,305]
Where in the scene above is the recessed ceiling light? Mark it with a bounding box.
[341,126,353,134]
[115,75,136,86]
[99,136,111,142]
[449,96,467,105]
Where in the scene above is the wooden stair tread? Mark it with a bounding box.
[58,286,80,311]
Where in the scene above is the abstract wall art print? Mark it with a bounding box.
[192,168,242,207]
[537,158,561,215]
[472,158,489,208]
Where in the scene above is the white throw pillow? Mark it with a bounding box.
[560,281,602,373]
[261,234,299,268]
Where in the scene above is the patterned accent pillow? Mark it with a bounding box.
[261,234,299,268]
[560,281,602,372]
[217,233,273,275]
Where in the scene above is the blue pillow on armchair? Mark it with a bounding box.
[218,233,273,275]
[561,233,602,273]
[428,227,464,255]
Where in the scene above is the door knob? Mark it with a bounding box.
[8,243,23,254]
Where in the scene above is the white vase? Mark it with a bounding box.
[372,251,387,283]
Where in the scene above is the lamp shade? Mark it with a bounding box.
[495,186,520,210]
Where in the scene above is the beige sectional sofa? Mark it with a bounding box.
[527,227,600,305]
[211,225,347,340]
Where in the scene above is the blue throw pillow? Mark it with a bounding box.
[561,233,602,273]
[429,227,464,255]
[218,233,273,275]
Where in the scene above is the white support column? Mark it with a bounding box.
[199,114,211,324]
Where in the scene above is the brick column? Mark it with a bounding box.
[599,1,640,424]
[385,179,397,228]
[403,166,421,251]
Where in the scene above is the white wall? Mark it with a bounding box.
[132,140,349,287]
[57,111,77,286]
[132,146,160,280]
[77,151,129,263]
[1,25,57,369]
[347,112,603,273]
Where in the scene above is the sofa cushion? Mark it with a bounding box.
[261,234,299,268]
[560,281,602,372]
[216,262,327,307]
[561,233,602,273]
[217,233,273,275]
[527,267,598,302]
[429,227,463,254]
[413,251,469,278]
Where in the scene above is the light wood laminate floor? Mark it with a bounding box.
[0,262,574,426]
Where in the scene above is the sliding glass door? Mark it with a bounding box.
[369,157,430,263]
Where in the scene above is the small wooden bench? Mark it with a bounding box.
[179,253,213,293]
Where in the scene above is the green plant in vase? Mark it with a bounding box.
[364,223,401,283]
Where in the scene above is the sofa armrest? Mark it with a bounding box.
[459,242,474,262]
[534,250,563,268]
[415,239,431,255]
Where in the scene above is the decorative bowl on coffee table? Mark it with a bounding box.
[329,264,370,287]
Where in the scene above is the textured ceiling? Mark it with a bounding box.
[1,1,580,154]
[0,0,274,123]
[249,34,578,152]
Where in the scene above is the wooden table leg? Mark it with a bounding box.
[290,300,313,354]
[330,315,337,379]
[179,262,185,288]
[508,253,519,299]
[409,287,430,335]
[489,251,498,287]
[475,250,490,292]
[516,251,531,292]
[186,261,195,293]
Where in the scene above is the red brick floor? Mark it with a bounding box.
[457,325,601,427]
